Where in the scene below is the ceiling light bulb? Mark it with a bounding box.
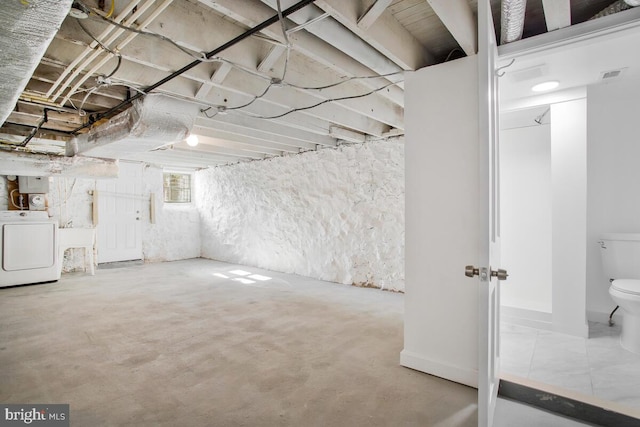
[531,81,559,92]
[186,134,199,147]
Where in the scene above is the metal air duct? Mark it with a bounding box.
[66,94,199,158]
[501,0,527,44]
[0,0,74,126]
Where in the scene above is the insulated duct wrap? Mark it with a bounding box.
[591,1,633,19]
[501,0,527,44]
[67,94,199,158]
[0,0,73,126]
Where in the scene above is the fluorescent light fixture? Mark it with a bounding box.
[531,81,559,92]
[186,134,199,147]
[232,278,256,285]
[213,273,229,279]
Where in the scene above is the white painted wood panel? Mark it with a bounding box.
[97,162,143,263]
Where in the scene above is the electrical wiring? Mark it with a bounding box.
[444,48,464,62]
[78,0,399,113]
[9,190,24,210]
[244,81,401,120]
[21,109,49,146]
[105,0,115,18]
[200,0,293,116]
[276,0,291,82]
[285,71,404,91]
[80,2,216,63]
[68,0,398,135]
[78,86,100,114]
[76,18,123,79]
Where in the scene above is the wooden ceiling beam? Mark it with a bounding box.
[426,0,477,55]
[542,0,571,31]
[314,0,434,70]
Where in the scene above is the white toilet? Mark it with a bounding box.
[599,233,640,354]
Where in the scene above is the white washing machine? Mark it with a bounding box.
[0,210,60,288]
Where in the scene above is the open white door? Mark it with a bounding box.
[475,1,503,426]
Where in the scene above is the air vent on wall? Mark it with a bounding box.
[509,64,548,82]
[600,68,627,81]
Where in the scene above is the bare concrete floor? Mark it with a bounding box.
[0,259,478,426]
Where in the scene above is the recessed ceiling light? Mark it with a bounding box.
[186,134,199,147]
[531,81,559,92]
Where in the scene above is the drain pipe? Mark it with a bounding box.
[501,0,527,44]
[70,0,317,134]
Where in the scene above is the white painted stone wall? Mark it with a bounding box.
[196,139,405,291]
[143,165,200,262]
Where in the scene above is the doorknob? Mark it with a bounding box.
[465,265,508,281]
[491,268,509,281]
[465,265,480,277]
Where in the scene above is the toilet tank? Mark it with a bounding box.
[600,233,640,281]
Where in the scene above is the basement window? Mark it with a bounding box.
[163,172,191,203]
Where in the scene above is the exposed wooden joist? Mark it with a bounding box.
[195,62,233,100]
[61,32,396,135]
[166,148,246,163]
[358,0,395,30]
[41,40,344,138]
[542,0,571,32]
[260,0,405,81]
[173,139,267,160]
[133,148,245,164]
[197,0,405,106]
[188,130,286,156]
[108,13,403,132]
[313,0,434,70]
[195,114,337,147]
[124,151,229,168]
[257,45,288,73]
[426,0,477,55]
[193,125,313,153]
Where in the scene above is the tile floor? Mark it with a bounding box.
[501,321,640,409]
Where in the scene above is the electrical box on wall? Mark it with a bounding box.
[18,176,49,194]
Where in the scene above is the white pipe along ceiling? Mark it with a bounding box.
[0,0,636,174]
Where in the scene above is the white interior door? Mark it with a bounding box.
[477,0,502,426]
[97,161,143,263]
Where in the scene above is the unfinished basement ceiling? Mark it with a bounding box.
[0,0,635,170]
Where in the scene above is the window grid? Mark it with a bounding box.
[163,173,191,203]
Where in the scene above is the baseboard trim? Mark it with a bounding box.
[501,306,552,331]
[551,320,589,338]
[400,349,477,388]
[499,374,640,426]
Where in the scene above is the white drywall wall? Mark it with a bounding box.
[587,78,640,317]
[500,124,552,313]
[401,56,479,387]
[196,139,405,291]
[551,99,588,337]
